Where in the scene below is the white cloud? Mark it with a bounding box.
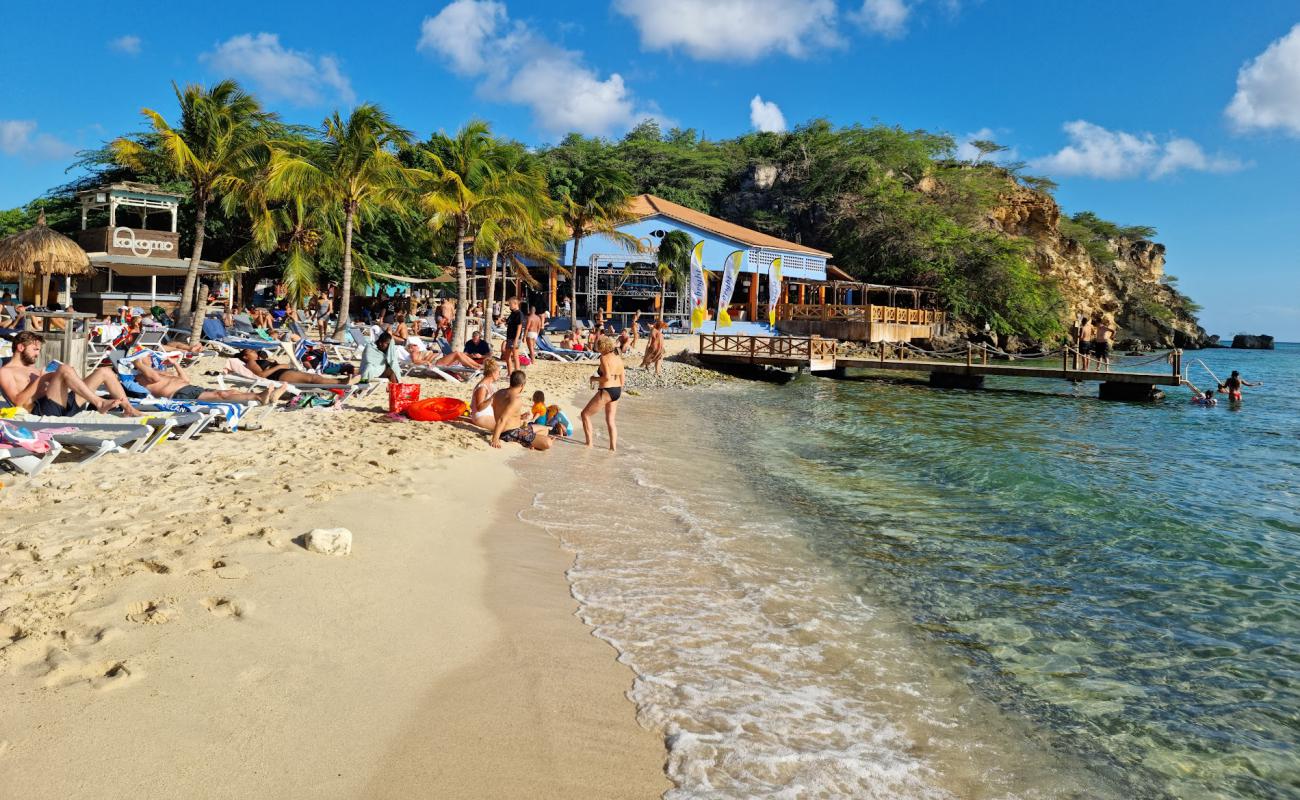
[201,33,355,107]
[955,127,1018,162]
[749,95,786,133]
[612,0,842,61]
[109,35,141,55]
[418,0,660,136]
[417,0,508,75]
[852,0,911,38]
[1032,120,1245,180]
[0,120,74,160]
[1225,23,1300,136]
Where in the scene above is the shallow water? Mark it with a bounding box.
[519,344,1299,799]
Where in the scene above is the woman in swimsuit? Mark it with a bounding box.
[640,321,665,375]
[580,336,624,451]
[469,358,500,430]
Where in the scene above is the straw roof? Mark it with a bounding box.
[0,210,93,277]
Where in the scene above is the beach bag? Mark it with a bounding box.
[0,419,49,454]
[387,382,421,414]
[404,397,468,422]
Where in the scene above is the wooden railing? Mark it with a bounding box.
[699,334,838,362]
[776,303,945,326]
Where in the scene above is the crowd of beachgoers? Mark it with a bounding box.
[0,287,701,478]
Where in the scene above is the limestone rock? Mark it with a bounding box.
[1231,334,1274,350]
[304,527,353,556]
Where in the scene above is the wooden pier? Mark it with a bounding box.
[697,334,1184,400]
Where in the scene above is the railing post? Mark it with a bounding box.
[749,335,756,363]
[981,345,988,365]
[1173,348,1182,380]
[879,340,886,364]
[1063,346,1069,374]
[966,342,973,367]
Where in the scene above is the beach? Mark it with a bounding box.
[0,346,702,799]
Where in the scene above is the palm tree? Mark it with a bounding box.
[415,121,532,350]
[113,80,275,338]
[268,105,415,336]
[221,138,335,307]
[654,230,693,321]
[557,163,640,331]
[473,145,553,322]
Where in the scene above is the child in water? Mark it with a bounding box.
[1192,388,1217,406]
[535,404,573,437]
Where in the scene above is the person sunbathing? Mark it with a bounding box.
[133,355,284,405]
[405,341,483,370]
[0,331,141,417]
[237,349,353,385]
[560,330,585,351]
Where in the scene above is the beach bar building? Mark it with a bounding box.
[70,182,226,314]
[554,194,945,342]
[555,194,832,324]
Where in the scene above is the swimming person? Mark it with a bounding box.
[581,336,625,452]
[1219,370,1261,402]
[1192,388,1218,406]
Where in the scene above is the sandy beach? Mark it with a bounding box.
[0,344,704,799]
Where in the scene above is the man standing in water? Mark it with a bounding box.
[1219,370,1262,402]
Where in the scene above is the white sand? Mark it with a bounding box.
[0,345,684,798]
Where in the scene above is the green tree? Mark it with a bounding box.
[554,162,641,331]
[269,104,416,336]
[654,230,693,320]
[415,121,533,349]
[112,80,276,335]
[968,139,1007,164]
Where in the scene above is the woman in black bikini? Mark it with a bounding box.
[581,336,625,451]
[238,349,352,385]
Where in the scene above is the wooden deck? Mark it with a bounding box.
[698,334,1184,397]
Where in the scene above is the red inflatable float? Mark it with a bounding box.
[405,397,469,422]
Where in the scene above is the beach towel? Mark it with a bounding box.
[148,400,250,431]
[0,419,48,453]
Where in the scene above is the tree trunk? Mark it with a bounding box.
[334,207,355,338]
[485,249,499,326]
[657,277,665,322]
[452,221,469,351]
[183,201,209,344]
[569,230,582,331]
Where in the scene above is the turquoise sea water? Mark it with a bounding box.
[523,344,1298,799]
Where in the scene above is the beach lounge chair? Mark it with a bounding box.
[0,440,65,476]
[536,335,596,362]
[217,373,373,408]
[14,418,157,458]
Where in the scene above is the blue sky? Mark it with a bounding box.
[2,1,1297,338]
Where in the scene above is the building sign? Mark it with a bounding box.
[79,226,180,259]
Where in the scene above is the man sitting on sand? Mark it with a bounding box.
[0,331,141,416]
[235,349,352,385]
[488,369,552,451]
[132,355,282,404]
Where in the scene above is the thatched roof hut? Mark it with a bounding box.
[0,210,92,278]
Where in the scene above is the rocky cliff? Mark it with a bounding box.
[986,185,1211,349]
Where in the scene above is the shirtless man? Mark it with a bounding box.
[1091,316,1114,371]
[238,349,352,385]
[488,369,551,450]
[1077,316,1095,371]
[640,321,665,376]
[524,305,543,362]
[134,355,282,404]
[0,331,140,417]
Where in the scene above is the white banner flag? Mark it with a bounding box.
[767,256,783,328]
[689,240,707,331]
[715,250,744,329]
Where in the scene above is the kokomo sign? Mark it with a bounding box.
[110,226,177,257]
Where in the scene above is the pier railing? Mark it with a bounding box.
[775,304,945,325]
[699,333,838,364]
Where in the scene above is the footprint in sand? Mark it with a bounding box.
[125,598,176,625]
[201,596,249,619]
[41,651,139,691]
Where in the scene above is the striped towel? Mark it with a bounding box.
[148,400,250,431]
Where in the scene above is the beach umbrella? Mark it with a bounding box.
[0,210,93,305]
